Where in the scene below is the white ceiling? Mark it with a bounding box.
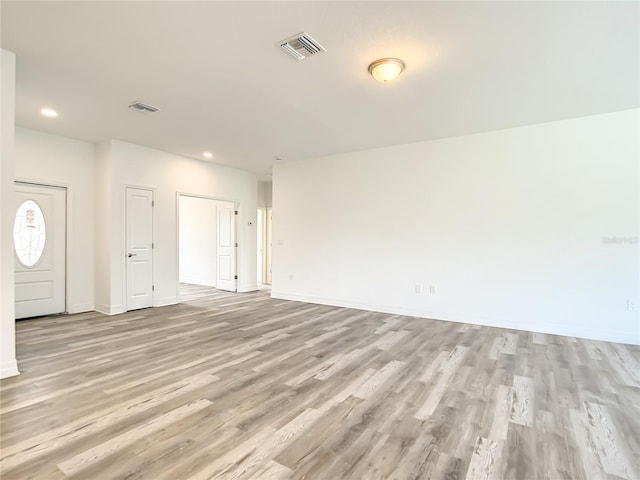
[2,1,638,181]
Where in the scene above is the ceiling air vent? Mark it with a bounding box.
[279,32,326,60]
[128,101,159,113]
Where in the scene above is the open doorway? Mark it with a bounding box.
[257,207,272,287]
[266,207,272,285]
[178,195,237,298]
[179,195,217,287]
[257,207,264,286]
[257,181,272,288]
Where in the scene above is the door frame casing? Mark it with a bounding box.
[14,179,71,314]
[122,185,155,311]
[257,207,265,285]
[176,192,240,299]
[265,206,272,285]
[257,206,271,285]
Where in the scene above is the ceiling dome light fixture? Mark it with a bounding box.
[41,108,58,118]
[368,58,405,83]
[203,151,213,159]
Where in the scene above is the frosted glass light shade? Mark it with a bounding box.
[368,58,405,83]
[14,200,46,267]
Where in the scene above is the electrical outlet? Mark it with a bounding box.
[429,285,437,295]
[628,300,637,311]
[289,274,294,281]
[414,284,421,294]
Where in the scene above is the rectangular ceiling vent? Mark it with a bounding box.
[279,32,326,61]
[128,101,159,113]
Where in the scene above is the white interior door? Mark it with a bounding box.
[266,207,272,285]
[126,187,154,310]
[216,202,237,292]
[257,207,264,285]
[14,183,66,319]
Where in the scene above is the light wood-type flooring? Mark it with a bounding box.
[1,284,639,480]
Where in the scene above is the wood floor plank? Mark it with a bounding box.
[464,436,505,480]
[583,402,638,480]
[1,284,638,480]
[488,384,513,441]
[510,374,535,427]
[0,371,219,470]
[245,460,292,480]
[353,360,405,400]
[569,407,608,480]
[57,399,212,475]
[414,346,469,420]
[213,408,324,480]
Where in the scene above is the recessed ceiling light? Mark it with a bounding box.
[203,152,214,159]
[274,156,283,161]
[368,58,405,83]
[41,108,58,118]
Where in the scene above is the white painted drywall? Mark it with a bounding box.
[95,140,258,313]
[14,128,95,314]
[179,195,217,287]
[258,181,272,207]
[272,109,640,344]
[94,141,112,313]
[0,49,18,378]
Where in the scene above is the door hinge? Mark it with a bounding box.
[152,242,155,249]
[152,200,155,207]
[234,210,238,215]
[234,275,238,280]
[152,285,155,291]
[235,242,238,247]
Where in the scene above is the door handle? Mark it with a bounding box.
[128,253,137,258]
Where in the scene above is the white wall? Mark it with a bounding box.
[0,49,18,378]
[273,109,640,345]
[14,128,95,314]
[179,195,217,287]
[95,140,258,313]
[258,181,272,207]
[94,141,112,312]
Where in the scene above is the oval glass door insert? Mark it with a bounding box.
[14,199,47,267]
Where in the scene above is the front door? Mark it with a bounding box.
[126,187,154,310]
[216,201,237,292]
[14,182,66,319]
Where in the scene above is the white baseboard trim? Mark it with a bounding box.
[270,290,640,345]
[0,359,20,379]
[68,303,94,314]
[94,303,125,315]
[156,297,178,307]
[97,300,178,313]
[94,303,110,315]
[179,277,216,287]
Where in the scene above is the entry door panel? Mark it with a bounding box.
[126,188,153,310]
[14,183,66,319]
[216,202,237,292]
